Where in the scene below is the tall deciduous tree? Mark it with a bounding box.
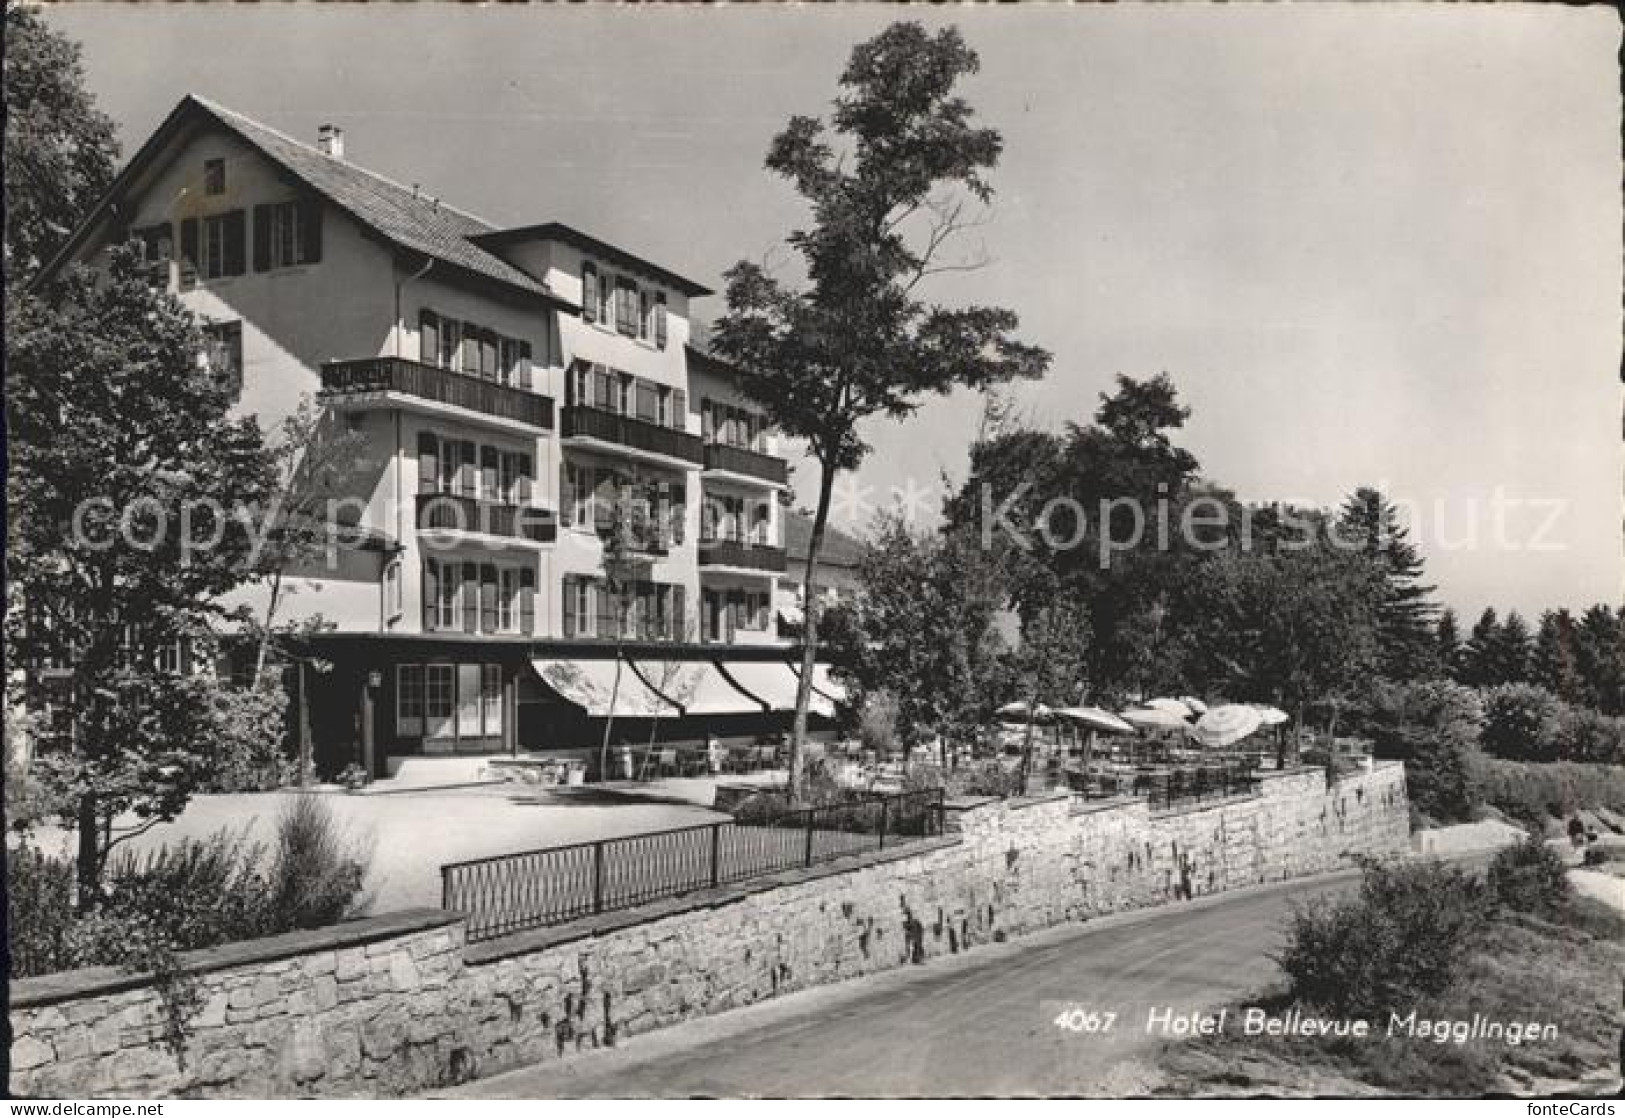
[712,22,1049,798]
[2,6,119,284]
[7,247,277,905]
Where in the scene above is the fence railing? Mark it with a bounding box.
[443,787,946,942]
[1141,765,1260,812]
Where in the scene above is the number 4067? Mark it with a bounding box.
[1053,1007,1116,1033]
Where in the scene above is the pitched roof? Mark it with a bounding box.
[785,512,866,570]
[471,221,713,297]
[40,95,574,309]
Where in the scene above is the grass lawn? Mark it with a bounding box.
[1156,897,1625,1096]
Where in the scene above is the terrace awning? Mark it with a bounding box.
[530,658,680,718]
[631,659,767,715]
[718,660,837,719]
[791,661,849,706]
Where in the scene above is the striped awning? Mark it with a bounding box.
[790,660,848,706]
[531,658,680,718]
[631,659,766,716]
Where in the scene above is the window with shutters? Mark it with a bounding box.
[499,568,519,631]
[638,288,651,342]
[267,201,307,268]
[615,278,638,336]
[582,262,599,323]
[437,563,462,630]
[635,380,660,424]
[439,318,461,370]
[200,212,244,280]
[654,292,668,348]
[420,311,439,367]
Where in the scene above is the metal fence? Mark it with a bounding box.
[443,787,946,942]
[1141,765,1260,811]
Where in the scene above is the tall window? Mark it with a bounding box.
[582,262,599,324]
[398,665,425,736]
[269,201,305,268]
[204,158,225,195]
[198,211,245,280]
[424,665,455,741]
[653,292,668,348]
[481,665,503,740]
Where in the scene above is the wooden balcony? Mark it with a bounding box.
[562,405,705,466]
[417,492,557,544]
[698,538,787,574]
[703,441,789,486]
[321,357,554,431]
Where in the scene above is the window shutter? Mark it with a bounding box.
[519,569,536,635]
[417,432,439,494]
[480,565,498,634]
[480,445,499,502]
[583,264,598,323]
[655,292,668,348]
[517,453,533,503]
[459,440,477,496]
[518,341,532,391]
[559,463,574,527]
[179,219,199,289]
[639,289,651,341]
[672,585,686,641]
[461,563,479,633]
[673,390,687,432]
[223,210,247,276]
[562,576,577,638]
[420,311,439,367]
[252,205,271,272]
[422,560,439,631]
[300,199,323,264]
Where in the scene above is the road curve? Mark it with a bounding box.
[455,870,1365,1098]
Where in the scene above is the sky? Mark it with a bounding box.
[45,3,1623,622]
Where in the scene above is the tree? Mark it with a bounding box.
[834,516,1009,766]
[3,7,120,284]
[1364,679,1485,823]
[1530,609,1582,704]
[1572,604,1625,715]
[1493,611,1533,684]
[1458,608,1502,687]
[1005,591,1090,787]
[7,247,277,906]
[712,21,1049,798]
[1336,487,1440,680]
[593,479,659,780]
[1436,609,1463,681]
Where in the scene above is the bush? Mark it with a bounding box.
[201,682,296,793]
[6,795,372,979]
[267,794,373,929]
[1474,757,1625,825]
[1365,681,1485,823]
[6,840,79,978]
[1275,857,1488,1018]
[1556,706,1625,765]
[1480,684,1566,762]
[858,690,901,756]
[1487,834,1573,916]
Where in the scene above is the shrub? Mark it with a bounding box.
[1556,706,1625,765]
[266,794,373,929]
[1275,857,1488,1018]
[1474,757,1625,824]
[201,682,295,793]
[1364,681,1485,823]
[103,827,273,948]
[858,690,901,757]
[1487,833,1573,916]
[1480,684,1566,762]
[6,840,79,978]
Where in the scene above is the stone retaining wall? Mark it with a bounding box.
[8,762,1408,1098]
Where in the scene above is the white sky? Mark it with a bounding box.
[48,3,1623,621]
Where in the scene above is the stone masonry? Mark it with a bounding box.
[8,762,1408,1097]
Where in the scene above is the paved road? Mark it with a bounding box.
[458,871,1366,1098]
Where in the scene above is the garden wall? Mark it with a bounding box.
[8,762,1408,1097]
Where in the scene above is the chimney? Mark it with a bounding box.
[317,123,345,160]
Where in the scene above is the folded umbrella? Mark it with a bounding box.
[1054,706,1136,735]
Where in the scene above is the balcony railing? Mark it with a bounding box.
[698,538,787,573]
[417,492,558,544]
[703,441,789,486]
[322,357,555,430]
[562,405,705,466]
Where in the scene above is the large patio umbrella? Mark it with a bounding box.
[1055,706,1136,787]
[996,700,1054,722]
[1054,707,1135,735]
[1192,703,1265,749]
[1120,706,1191,731]
[1145,697,1194,719]
[1251,704,1290,727]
